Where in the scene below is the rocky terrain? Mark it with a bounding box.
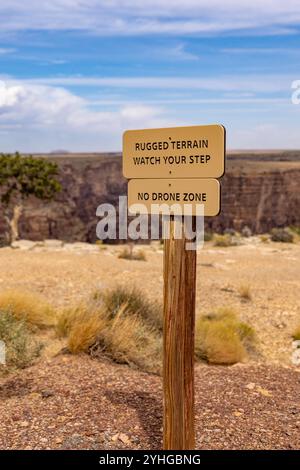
[0,357,299,450]
[0,238,299,449]
[0,151,299,243]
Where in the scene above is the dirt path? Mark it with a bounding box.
[0,355,299,450]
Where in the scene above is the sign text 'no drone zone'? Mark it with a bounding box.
[128,178,220,216]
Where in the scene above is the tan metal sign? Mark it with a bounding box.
[123,124,225,179]
[128,178,220,216]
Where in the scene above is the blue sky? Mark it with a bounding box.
[0,1,299,152]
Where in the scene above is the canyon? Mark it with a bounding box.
[0,151,299,243]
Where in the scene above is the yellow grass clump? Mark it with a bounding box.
[98,304,161,373]
[67,306,108,354]
[57,288,253,372]
[195,307,255,365]
[238,284,252,301]
[293,325,300,341]
[118,246,147,261]
[0,289,56,328]
[213,234,237,247]
[56,291,162,374]
[100,285,162,331]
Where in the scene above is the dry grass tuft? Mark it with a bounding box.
[270,228,294,243]
[0,310,41,374]
[260,234,269,243]
[293,326,300,341]
[56,289,162,373]
[56,288,254,372]
[100,285,162,331]
[93,304,162,373]
[213,234,238,247]
[195,307,255,365]
[118,246,147,261]
[238,284,252,301]
[67,306,108,354]
[0,290,56,328]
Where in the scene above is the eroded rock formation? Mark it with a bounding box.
[0,152,299,243]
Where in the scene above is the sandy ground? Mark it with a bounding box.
[0,240,299,450]
[0,239,299,364]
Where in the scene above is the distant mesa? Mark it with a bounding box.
[49,150,70,155]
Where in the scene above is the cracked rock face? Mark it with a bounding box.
[0,153,299,243]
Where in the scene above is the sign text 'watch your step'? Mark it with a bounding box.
[123,124,225,179]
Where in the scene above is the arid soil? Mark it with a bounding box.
[0,239,299,449]
[0,239,299,363]
[0,356,299,450]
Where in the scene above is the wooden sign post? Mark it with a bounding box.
[163,217,196,449]
[123,124,225,450]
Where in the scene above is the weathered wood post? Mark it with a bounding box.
[163,217,196,450]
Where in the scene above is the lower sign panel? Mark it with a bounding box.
[128,178,220,216]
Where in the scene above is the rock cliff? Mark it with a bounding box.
[0,152,299,243]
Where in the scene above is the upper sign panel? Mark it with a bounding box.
[123,124,225,179]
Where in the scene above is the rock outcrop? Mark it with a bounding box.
[0,152,299,243]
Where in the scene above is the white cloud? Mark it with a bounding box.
[0,79,176,151]
[18,74,294,93]
[0,75,299,152]
[0,1,299,35]
[0,48,15,55]
[222,47,300,55]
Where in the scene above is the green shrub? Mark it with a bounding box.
[270,228,294,243]
[0,310,41,374]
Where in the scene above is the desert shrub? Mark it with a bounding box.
[204,230,213,242]
[224,228,237,236]
[293,326,300,341]
[56,304,88,338]
[100,285,162,331]
[289,226,300,236]
[0,290,56,328]
[67,306,108,354]
[238,284,252,301]
[118,246,146,261]
[56,299,162,373]
[95,240,107,251]
[270,228,294,243]
[260,234,269,243]
[91,304,162,374]
[241,226,252,238]
[213,234,238,247]
[0,310,41,374]
[195,307,255,365]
